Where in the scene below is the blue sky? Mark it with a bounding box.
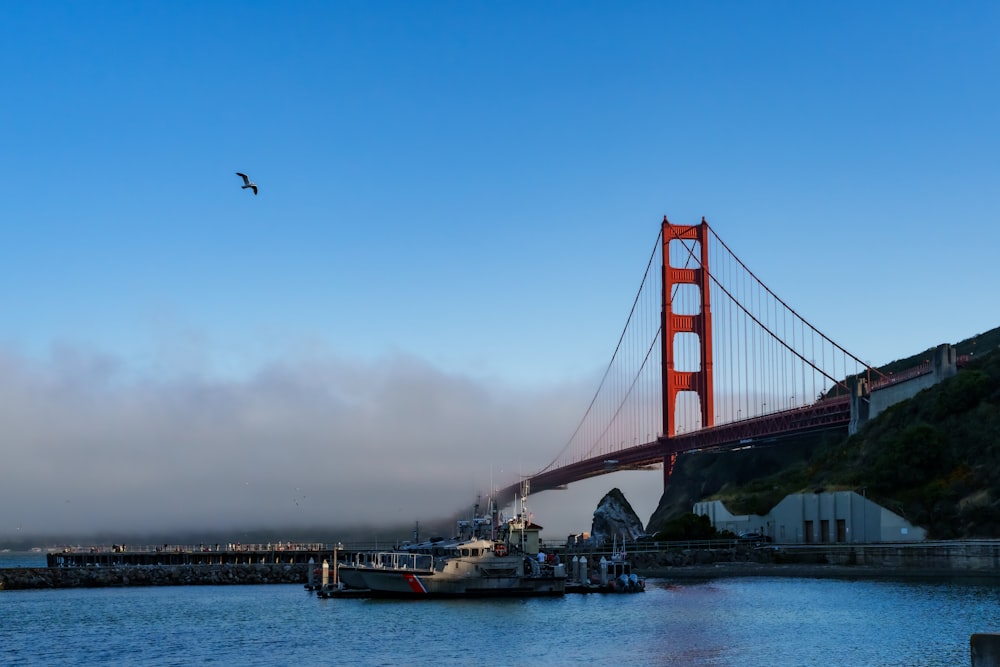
[1,2,998,540]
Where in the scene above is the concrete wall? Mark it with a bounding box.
[808,541,1000,570]
[972,634,1000,667]
[851,344,958,433]
[871,344,957,420]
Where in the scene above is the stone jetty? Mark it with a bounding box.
[7,539,1000,591]
[1,563,310,590]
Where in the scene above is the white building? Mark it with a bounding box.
[694,491,926,544]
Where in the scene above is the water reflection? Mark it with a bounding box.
[2,576,998,665]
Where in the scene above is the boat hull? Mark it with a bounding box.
[358,568,565,597]
[335,565,369,590]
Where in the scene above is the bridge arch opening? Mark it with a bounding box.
[668,283,703,316]
[672,332,703,372]
[673,390,705,433]
[668,238,703,269]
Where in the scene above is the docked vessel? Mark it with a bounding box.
[602,554,645,593]
[563,536,645,593]
[325,488,566,598]
[351,537,564,597]
[602,536,645,593]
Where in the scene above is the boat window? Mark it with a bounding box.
[460,548,469,557]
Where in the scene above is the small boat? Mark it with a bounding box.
[564,535,645,594]
[604,535,645,593]
[604,557,645,593]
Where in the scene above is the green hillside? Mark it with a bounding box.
[647,326,1000,539]
[878,326,1000,376]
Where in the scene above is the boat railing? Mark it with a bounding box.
[366,551,434,571]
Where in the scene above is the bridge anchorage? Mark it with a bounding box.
[493,215,955,506]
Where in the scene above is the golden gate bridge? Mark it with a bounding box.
[493,215,911,503]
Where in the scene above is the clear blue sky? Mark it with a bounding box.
[2,2,998,540]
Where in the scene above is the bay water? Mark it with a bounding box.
[3,550,999,666]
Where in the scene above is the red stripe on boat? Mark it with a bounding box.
[403,573,426,594]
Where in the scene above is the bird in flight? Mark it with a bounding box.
[236,172,258,195]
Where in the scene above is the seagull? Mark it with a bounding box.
[236,172,258,195]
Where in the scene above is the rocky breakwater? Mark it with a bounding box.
[629,543,776,571]
[0,563,310,590]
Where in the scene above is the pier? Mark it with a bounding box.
[46,543,338,568]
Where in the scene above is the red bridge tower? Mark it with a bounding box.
[661,217,714,482]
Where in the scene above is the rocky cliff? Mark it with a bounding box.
[646,433,830,535]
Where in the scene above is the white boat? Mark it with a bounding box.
[353,536,564,597]
[331,488,566,598]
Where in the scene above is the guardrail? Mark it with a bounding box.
[49,537,751,559]
[50,542,329,555]
[540,538,755,554]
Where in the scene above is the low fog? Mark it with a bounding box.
[0,344,605,544]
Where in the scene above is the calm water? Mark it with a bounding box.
[1,552,48,569]
[3,570,1000,666]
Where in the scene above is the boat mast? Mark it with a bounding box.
[519,479,530,553]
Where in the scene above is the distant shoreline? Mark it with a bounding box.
[636,561,1000,580]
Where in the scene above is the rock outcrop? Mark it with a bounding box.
[590,488,645,546]
[646,435,828,534]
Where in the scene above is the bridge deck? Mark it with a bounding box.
[501,397,851,498]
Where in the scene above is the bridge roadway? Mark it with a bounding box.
[496,395,851,501]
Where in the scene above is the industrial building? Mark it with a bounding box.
[694,490,927,544]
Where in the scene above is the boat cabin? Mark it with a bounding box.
[505,519,543,556]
